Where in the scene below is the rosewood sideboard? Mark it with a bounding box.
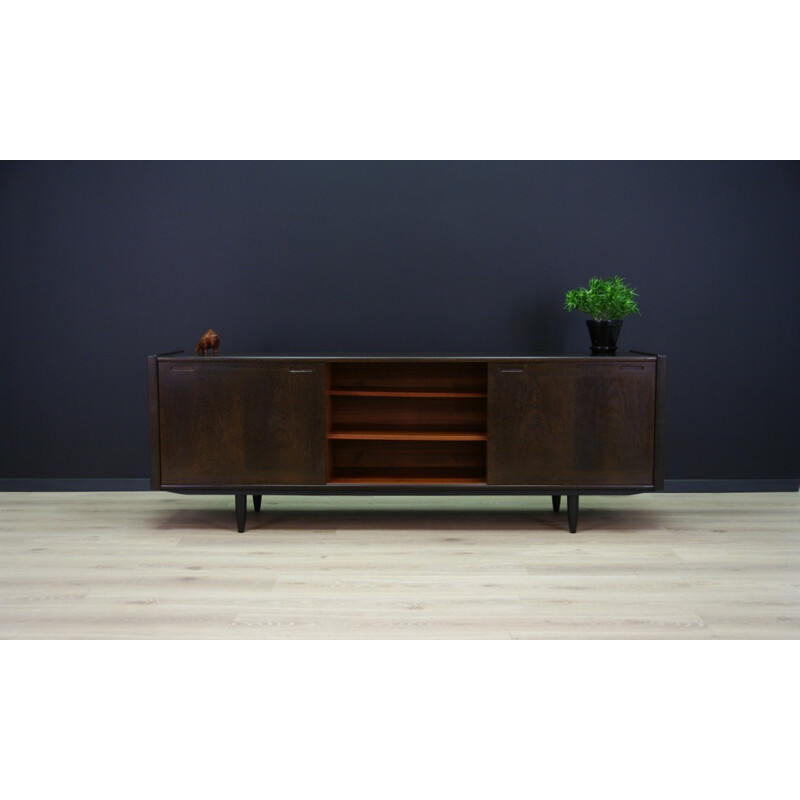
[147,353,666,532]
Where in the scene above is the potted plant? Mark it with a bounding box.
[564,276,640,354]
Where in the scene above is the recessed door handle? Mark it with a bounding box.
[288,368,315,373]
[499,368,524,373]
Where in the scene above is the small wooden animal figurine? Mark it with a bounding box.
[195,329,220,356]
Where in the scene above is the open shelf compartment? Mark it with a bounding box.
[328,439,487,484]
[329,362,487,395]
[326,362,488,483]
[328,394,487,437]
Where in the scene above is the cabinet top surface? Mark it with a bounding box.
[153,351,660,362]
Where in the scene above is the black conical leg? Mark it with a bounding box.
[567,494,579,533]
[235,494,247,533]
[253,494,262,512]
[552,495,561,513]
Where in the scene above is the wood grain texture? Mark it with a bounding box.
[158,361,326,486]
[328,439,486,482]
[1,491,797,639]
[487,361,656,486]
[329,394,487,435]
[329,362,488,394]
[327,432,487,441]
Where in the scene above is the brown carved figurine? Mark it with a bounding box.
[195,329,220,356]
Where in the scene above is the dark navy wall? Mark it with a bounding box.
[1,161,799,484]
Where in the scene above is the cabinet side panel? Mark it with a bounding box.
[653,355,667,490]
[147,356,161,489]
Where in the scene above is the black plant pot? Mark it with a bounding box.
[586,319,623,354]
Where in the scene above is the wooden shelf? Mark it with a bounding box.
[328,390,487,398]
[327,431,487,441]
[327,476,487,484]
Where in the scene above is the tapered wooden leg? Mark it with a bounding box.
[235,494,247,533]
[253,494,262,513]
[552,495,561,513]
[567,494,579,533]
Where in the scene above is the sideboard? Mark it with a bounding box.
[147,353,666,533]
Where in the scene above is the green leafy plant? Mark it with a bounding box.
[564,276,640,321]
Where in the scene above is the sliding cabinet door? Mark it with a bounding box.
[487,361,656,487]
[158,361,325,486]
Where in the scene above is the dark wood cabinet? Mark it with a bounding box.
[148,353,665,532]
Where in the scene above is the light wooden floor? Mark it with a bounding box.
[1,491,798,639]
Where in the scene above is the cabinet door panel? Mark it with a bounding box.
[158,361,325,485]
[487,361,656,486]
